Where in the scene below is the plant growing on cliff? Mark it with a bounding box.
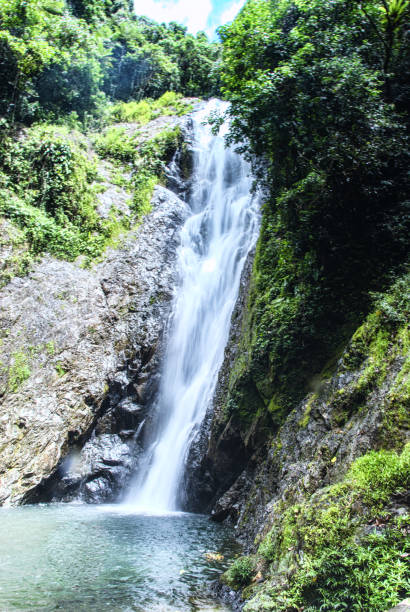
[8,351,31,392]
[244,444,410,611]
[216,0,410,436]
[223,556,256,589]
[0,126,109,262]
[109,92,193,124]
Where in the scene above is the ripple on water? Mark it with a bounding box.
[0,504,239,611]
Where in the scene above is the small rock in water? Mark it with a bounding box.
[204,552,224,562]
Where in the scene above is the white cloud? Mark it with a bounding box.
[219,0,244,26]
[133,0,213,34]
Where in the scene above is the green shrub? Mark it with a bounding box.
[94,127,137,162]
[0,124,138,264]
[0,122,184,268]
[1,125,100,228]
[131,127,183,217]
[0,190,105,261]
[109,92,192,124]
[266,527,410,612]
[132,171,156,217]
[348,446,410,506]
[138,127,183,172]
[224,556,255,588]
[110,99,153,124]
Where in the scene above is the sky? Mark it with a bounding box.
[133,0,246,39]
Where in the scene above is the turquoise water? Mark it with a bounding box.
[0,504,239,611]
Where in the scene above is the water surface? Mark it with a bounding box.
[0,504,239,611]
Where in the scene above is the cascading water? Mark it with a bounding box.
[127,100,260,512]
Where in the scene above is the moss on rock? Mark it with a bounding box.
[243,444,410,612]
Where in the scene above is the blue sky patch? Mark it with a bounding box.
[133,0,245,39]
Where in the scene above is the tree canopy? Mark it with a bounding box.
[0,0,220,124]
[217,0,409,405]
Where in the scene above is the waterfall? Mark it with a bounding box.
[127,100,260,512]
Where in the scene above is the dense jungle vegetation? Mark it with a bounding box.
[0,0,219,123]
[218,0,409,417]
[214,2,409,610]
[0,0,220,279]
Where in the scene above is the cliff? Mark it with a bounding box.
[192,264,409,610]
[0,108,196,505]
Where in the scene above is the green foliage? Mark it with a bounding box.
[0,218,32,287]
[0,0,214,270]
[95,124,182,218]
[0,125,114,261]
[55,362,66,377]
[218,0,410,426]
[228,270,409,612]
[0,0,219,127]
[246,444,410,611]
[107,17,220,101]
[338,273,410,447]
[0,106,184,267]
[0,0,108,123]
[0,189,105,261]
[132,171,156,218]
[138,127,183,174]
[132,127,183,216]
[272,529,410,612]
[45,341,55,356]
[348,446,410,506]
[223,556,256,588]
[110,92,193,123]
[95,127,137,161]
[8,351,31,392]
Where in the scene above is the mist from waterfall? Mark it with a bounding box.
[126,100,260,512]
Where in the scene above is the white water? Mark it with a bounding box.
[127,100,259,512]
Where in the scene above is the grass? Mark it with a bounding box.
[8,351,31,392]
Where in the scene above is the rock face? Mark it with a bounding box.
[182,263,410,553]
[0,184,189,506]
[388,600,410,612]
[191,304,408,541]
[208,347,407,539]
[184,265,409,609]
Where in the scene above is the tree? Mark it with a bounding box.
[218,0,409,406]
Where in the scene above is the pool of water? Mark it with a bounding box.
[0,504,239,611]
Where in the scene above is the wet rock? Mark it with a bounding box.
[210,581,244,612]
[186,267,409,549]
[55,434,136,503]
